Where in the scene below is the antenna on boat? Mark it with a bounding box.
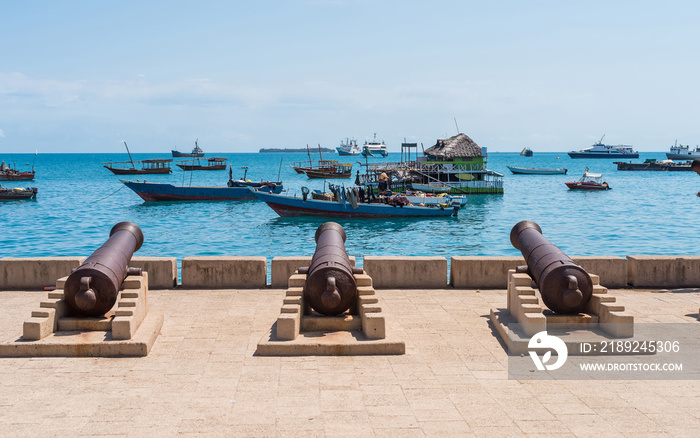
[599,134,605,144]
[124,142,136,169]
[454,118,460,134]
[277,158,283,182]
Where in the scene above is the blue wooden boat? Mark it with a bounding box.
[121,180,282,202]
[507,166,568,175]
[253,189,460,218]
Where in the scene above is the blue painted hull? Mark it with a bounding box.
[254,191,458,217]
[122,181,282,202]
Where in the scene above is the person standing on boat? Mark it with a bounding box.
[378,172,389,194]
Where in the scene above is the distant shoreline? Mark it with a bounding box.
[259,148,335,153]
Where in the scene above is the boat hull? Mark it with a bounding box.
[409,182,503,195]
[0,187,37,199]
[105,166,172,175]
[121,181,282,202]
[666,153,700,160]
[176,164,226,171]
[0,172,35,181]
[615,161,693,171]
[304,169,352,179]
[507,166,567,175]
[254,191,456,217]
[172,150,204,158]
[564,182,610,190]
[567,152,639,159]
[361,148,388,157]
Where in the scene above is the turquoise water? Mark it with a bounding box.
[1,151,698,265]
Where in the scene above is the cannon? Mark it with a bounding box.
[64,222,144,317]
[510,220,592,314]
[298,222,363,316]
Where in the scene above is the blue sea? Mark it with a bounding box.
[1,151,698,269]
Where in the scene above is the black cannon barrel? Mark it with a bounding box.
[510,220,592,314]
[64,222,144,317]
[299,222,362,316]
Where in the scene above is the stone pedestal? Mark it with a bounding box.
[0,274,162,357]
[257,271,404,355]
[490,270,634,355]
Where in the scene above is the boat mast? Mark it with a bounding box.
[124,142,136,169]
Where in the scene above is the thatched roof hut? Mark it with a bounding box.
[424,133,482,160]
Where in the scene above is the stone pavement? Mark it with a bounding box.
[1,287,700,437]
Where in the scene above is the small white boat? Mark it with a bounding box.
[507,166,567,175]
[565,168,611,190]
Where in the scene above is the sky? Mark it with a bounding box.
[1,0,699,153]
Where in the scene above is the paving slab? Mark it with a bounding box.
[0,287,699,436]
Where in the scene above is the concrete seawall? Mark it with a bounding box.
[1,255,698,290]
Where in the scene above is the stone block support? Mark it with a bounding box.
[130,257,177,289]
[450,256,524,289]
[181,256,267,289]
[271,256,355,288]
[571,256,627,288]
[627,255,700,288]
[0,257,85,290]
[363,256,447,289]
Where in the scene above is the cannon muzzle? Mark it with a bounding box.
[64,222,144,317]
[299,222,362,316]
[510,220,592,314]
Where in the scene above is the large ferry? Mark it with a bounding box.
[568,135,638,159]
[361,133,388,157]
[666,141,700,160]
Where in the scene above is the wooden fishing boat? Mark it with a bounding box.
[565,169,611,190]
[304,161,353,179]
[291,144,352,178]
[507,166,567,175]
[253,188,460,218]
[104,159,173,175]
[120,166,282,202]
[520,147,533,157]
[0,185,38,200]
[0,167,35,181]
[121,180,282,202]
[176,157,227,171]
[0,160,35,181]
[103,142,173,175]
